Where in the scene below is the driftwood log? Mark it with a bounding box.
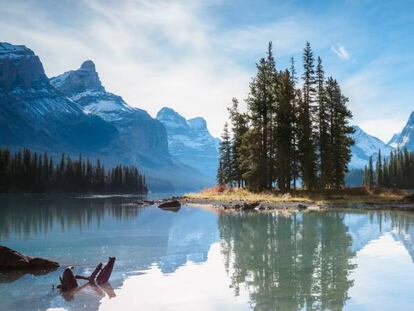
[58,257,115,292]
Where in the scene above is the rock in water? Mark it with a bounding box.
[0,246,59,270]
[158,200,181,211]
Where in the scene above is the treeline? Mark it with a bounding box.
[217,42,354,192]
[364,148,414,189]
[0,147,147,193]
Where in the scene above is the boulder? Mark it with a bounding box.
[158,200,181,211]
[241,202,260,211]
[0,246,59,270]
[404,194,414,203]
[158,200,181,208]
[297,203,308,210]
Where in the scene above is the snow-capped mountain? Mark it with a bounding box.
[50,60,169,158]
[387,112,414,150]
[0,42,117,152]
[156,107,220,180]
[349,125,393,169]
[51,60,211,190]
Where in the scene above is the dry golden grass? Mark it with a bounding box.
[184,186,407,205]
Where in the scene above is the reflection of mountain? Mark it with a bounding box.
[344,211,414,265]
[158,208,218,273]
[344,212,391,253]
[0,197,219,311]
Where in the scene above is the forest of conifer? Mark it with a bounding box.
[217,42,354,192]
[0,147,147,193]
[364,148,414,189]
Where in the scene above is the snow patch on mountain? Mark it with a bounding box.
[387,112,414,151]
[350,125,393,169]
[0,42,33,59]
[157,107,219,180]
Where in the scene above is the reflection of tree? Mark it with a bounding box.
[219,212,356,311]
[0,195,143,239]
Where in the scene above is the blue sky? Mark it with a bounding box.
[1,0,413,141]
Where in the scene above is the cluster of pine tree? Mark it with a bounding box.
[0,147,147,193]
[364,148,414,189]
[217,42,354,192]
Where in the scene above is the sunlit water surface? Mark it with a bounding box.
[1,195,414,311]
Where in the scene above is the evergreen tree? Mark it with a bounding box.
[275,70,295,191]
[328,78,354,190]
[228,98,249,187]
[244,42,277,191]
[316,57,332,189]
[217,122,232,186]
[376,149,383,186]
[289,58,300,190]
[299,42,318,190]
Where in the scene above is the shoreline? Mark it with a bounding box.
[182,189,414,212]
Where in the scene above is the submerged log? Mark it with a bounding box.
[0,245,59,270]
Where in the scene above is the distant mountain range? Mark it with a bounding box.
[349,111,414,170]
[2,41,414,189]
[349,126,393,169]
[156,107,220,179]
[388,112,414,150]
[0,42,216,191]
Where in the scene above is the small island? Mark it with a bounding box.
[183,187,414,212]
[184,42,414,213]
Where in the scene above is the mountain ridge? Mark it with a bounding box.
[0,42,211,191]
[156,107,219,180]
[387,112,414,150]
[349,125,393,169]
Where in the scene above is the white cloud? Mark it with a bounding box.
[1,0,412,142]
[331,45,350,60]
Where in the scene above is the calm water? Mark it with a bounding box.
[1,196,414,311]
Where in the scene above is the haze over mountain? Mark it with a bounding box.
[0,42,213,191]
[0,42,117,153]
[156,107,219,179]
[349,126,393,169]
[3,41,414,189]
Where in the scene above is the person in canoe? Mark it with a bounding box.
[58,257,115,297]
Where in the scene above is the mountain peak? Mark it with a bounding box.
[408,111,414,123]
[349,124,393,169]
[156,107,188,128]
[387,111,414,149]
[0,42,47,90]
[80,60,96,72]
[188,117,207,130]
[0,42,33,57]
[50,60,104,95]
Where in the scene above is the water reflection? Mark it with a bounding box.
[0,195,219,311]
[0,195,144,239]
[2,195,414,310]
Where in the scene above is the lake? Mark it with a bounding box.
[1,195,414,311]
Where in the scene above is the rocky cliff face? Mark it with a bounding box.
[50,60,170,163]
[0,42,220,190]
[50,60,210,190]
[0,43,48,91]
[156,107,219,180]
[0,42,117,152]
[388,112,414,151]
